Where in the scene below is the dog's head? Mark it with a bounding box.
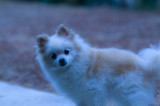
[36,24,77,69]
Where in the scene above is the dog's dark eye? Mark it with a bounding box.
[51,53,57,59]
[64,49,69,55]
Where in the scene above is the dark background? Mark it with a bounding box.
[3,0,160,9]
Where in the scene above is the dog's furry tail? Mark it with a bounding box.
[139,43,160,79]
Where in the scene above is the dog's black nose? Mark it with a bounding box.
[59,58,65,63]
[59,58,66,66]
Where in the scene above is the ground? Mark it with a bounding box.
[0,81,75,106]
[0,1,160,104]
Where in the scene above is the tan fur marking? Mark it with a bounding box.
[86,50,101,78]
[86,49,144,78]
[114,63,137,76]
[92,53,101,77]
[86,50,95,78]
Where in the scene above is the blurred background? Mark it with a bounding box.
[0,0,160,104]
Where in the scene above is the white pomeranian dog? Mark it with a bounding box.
[36,24,160,106]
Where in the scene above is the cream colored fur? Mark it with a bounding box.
[36,24,160,106]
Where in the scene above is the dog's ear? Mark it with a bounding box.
[57,24,69,36]
[57,24,74,39]
[37,34,49,52]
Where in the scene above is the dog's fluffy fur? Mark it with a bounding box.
[36,24,160,106]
